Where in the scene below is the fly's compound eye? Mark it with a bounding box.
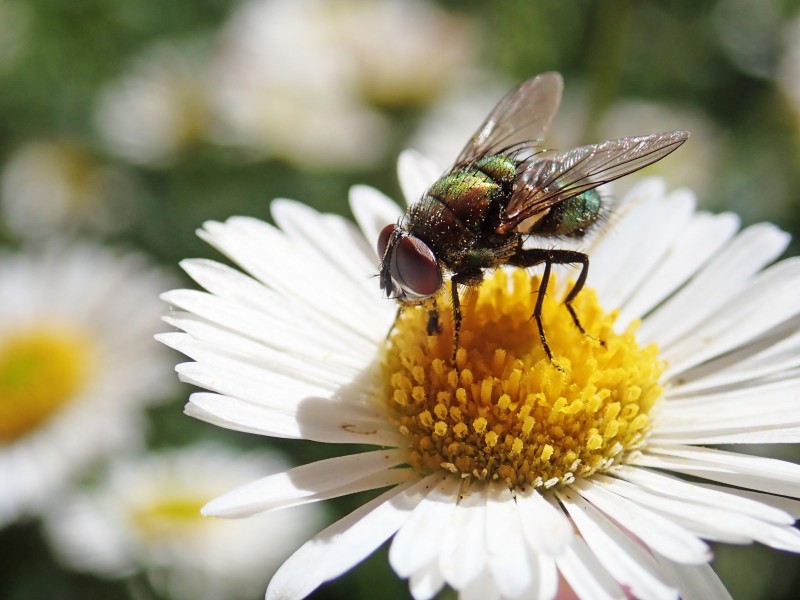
[392,235,441,299]
[377,224,395,258]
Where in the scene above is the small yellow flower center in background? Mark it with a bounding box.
[383,269,664,489]
[132,494,209,540]
[0,328,93,442]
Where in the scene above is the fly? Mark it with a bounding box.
[377,72,689,363]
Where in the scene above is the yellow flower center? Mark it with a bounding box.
[0,327,93,442]
[132,494,209,540]
[382,269,664,489]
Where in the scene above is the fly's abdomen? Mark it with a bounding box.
[534,189,602,237]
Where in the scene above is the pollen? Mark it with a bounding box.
[382,269,664,489]
[0,327,93,442]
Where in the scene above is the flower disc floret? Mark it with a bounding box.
[383,269,664,488]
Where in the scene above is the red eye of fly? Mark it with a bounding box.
[377,224,394,258]
[394,236,441,297]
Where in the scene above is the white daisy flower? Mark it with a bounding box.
[0,242,175,527]
[209,0,478,170]
[209,0,388,170]
[0,140,136,238]
[43,443,322,600]
[160,152,800,600]
[95,40,212,167]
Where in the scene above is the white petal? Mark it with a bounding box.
[485,483,534,598]
[636,445,800,497]
[349,184,403,254]
[516,488,573,557]
[198,217,388,340]
[663,321,800,395]
[698,482,800,518]
[408,559,446,600]
[652,555,733,600]
[638,223,790,346]
[398,149,442,206]
[162,287,376,358]
[592,186,693,310]
[202,449,411,517]
[555,534,625,600]
[588,479,772,548]
[270,199,378,289]
[459,568,501,600]
[612,466,795,525]
[266,476,433,600]
[588,178,665,277]
[438,484,488,590]
[389,475,460,578]
[614,210,739,329]
[574,478,711,564]
[557,487,678,600]
[185,393,404,446]
[662,258,800,377]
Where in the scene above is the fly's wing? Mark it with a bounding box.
[453,72,563,166]
[497,130,690,234]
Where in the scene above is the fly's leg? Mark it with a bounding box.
[509,248,601,361]
[450,278,461,364]
[385,306,402,341]
[561,252,605,346]
[532,258,555,361]
[449,269,483,366]
[426,304,442,336]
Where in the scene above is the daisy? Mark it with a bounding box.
[160,151,800,599]
[43,443,322,600]
[209,0,388,170]
[0,241,175,527]
[94,40,212,167]
[0,140,136,238]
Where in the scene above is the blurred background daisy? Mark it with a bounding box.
[42,443,322,600]
[1,0,800,599]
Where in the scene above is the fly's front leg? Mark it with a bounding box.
[426,303,442,336]
[450,278,461,364]
[449,268,483,366]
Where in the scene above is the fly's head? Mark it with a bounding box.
[378,223,442,305]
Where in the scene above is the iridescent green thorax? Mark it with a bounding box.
[536,189,602,237]
[473,154,517,184]
[428,170,498,205]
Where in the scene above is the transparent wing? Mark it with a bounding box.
[453,72,564,166]
[498,130,690,233]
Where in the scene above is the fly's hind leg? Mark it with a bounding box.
[509,248,602,361]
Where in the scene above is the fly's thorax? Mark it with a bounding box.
[531,189,602,237]
[427,169,500,232]
[473,154,517,185]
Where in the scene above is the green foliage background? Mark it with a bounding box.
[2,1,800,598]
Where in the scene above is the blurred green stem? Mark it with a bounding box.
[584,0,633,140]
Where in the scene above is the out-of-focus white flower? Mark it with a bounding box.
[95,41,212,167]
[330,0,478,108]
[210,0,478,170]
[0,0,29,72]
[409,79,512,168]
[161,150,800,599]
[210,0,387,170]
[0,140,136,238]
[0,242,175,527]
[593,100,721,199]
[44,443,322,600]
